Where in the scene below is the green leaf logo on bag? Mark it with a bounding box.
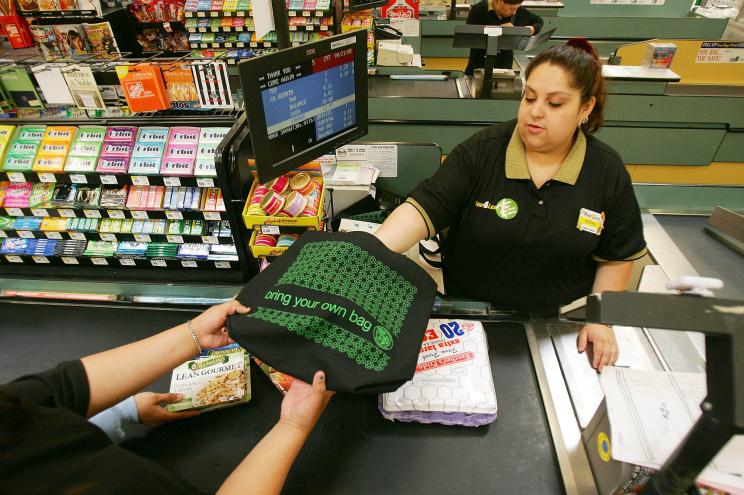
[374,326,394,350]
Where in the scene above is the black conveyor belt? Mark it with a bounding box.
[369,77,462,99]
[0,301,563,494]
[655,215,744,300]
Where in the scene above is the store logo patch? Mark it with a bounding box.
[474,198,518,220]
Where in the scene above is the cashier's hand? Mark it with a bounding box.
[577,323,618,372]
[135,392,200,427]
[190,300,250,349]
[279,371,335,433]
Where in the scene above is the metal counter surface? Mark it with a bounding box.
[0,301,564,494]
[655,214,744,300]
[369,77,463,99]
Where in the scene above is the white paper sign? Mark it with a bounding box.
[252,0,275,39]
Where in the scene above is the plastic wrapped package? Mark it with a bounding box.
[379,319,498,427]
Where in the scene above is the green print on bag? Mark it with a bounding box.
[277,241,417,337]
[246,307,391,371]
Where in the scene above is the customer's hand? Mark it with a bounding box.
[134,392,200,426]
[577,323,618,372]
[279,371,334,433]
[190,300,250,349]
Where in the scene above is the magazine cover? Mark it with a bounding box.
[30,25,64,60]
[54,24,91,58]
[82,22,120,58]
[17,0,41,12]
[59,0,78,10]
[76,0,102,14]
[37,0,60,9]
[167,343,251,412]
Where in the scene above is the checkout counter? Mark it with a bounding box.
[1,139,742,493]
[0,212,741,493]
[0,29,741,494]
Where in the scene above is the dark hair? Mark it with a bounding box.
[524,38,606,134]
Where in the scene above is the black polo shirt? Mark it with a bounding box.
[1,360,202,494]
[407,120,647,315]
[464,0,543,74]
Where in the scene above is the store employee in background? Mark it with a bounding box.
[376,39,647,371]
[464,0,544,75]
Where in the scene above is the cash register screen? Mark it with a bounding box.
[239,30,368,182]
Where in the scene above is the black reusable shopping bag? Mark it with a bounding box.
[227,231,437,394]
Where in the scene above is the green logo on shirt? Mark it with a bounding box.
[496,198,518,220]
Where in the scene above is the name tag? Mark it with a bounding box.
[577,208,604,235]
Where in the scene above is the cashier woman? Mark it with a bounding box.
[375,39,647,371]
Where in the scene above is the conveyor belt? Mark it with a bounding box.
[0,301,563,494]
[369,77,463,98]
[655,214,744,300]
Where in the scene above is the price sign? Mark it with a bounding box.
[7,172,26,182]
[131,176,150,186]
